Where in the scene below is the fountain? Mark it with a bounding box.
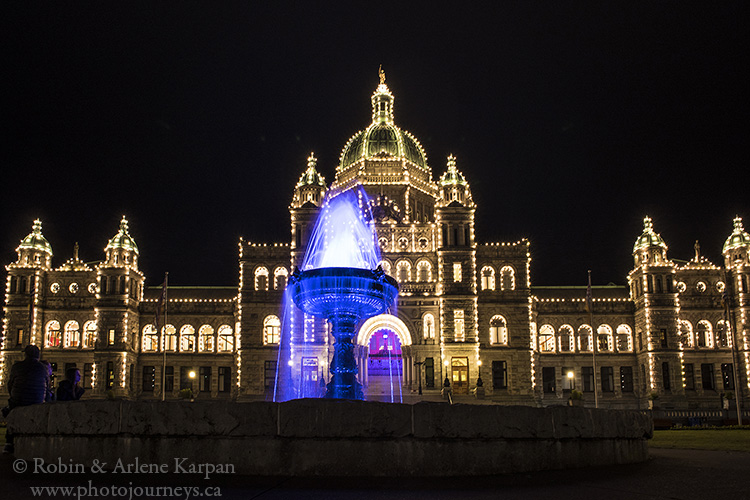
[287,189,398,399]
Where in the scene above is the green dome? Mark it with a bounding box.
[723,216,750,254]
[439,155,468,186]
[106,216,139,254]
[633,216,667,253]
[296,153,326,188]
[338,76,427,171]
[17,219,53,256]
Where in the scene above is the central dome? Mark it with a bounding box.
[338,72,427,172]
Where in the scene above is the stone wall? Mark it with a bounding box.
[7,399,652,476]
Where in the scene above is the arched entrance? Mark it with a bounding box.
[357,315,413,402]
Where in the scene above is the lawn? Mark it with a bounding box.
[651,429,750,452]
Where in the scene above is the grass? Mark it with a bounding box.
[651,429,750,452]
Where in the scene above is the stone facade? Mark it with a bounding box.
[2,77,749,411]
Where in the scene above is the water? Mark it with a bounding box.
[273,187,402,402]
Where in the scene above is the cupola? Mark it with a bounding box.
[723,216,750,266]
[438,155,474,207]
[104,216,139,268]
[632,216,668,266]
[291,153,327,208]
[16,219,53,268]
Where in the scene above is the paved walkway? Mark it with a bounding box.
[2,447,749,500]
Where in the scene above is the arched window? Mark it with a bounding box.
[162,324,177,351]
[678,320,693,348]
[379,260,392,276]
[273,267,289,290]
[489,315,508,345]
[616,324,633,352]
[716,320,731,348]
[64,320,81,348]
[180,324,195,352]
[538,324,556,353]
[45,320,61,348]
[500,266,516,291]
[597,324,613,351]
[264,315,281,345]
[558,324,574,352]
[396,260,411,283]
[696,320,713,348]
[416,260,432,282]
[217,325,234,352]
[578,324,593,352]
[254,266,269,291]
[199,325,215,352]
[423,313,435,340]
[83,320,96,348]
[142,324,158,352]
[481,266,496,291]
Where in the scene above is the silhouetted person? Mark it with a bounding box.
[3,345,48,454]
[57,368,85,401]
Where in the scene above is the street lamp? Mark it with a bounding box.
[567,370,575,390]
[189,369,196,399]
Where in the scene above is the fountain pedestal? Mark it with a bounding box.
[289,266,398,400]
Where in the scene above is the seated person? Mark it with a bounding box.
[56,368,85,401]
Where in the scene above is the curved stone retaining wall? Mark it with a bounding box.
[8,399,652,476]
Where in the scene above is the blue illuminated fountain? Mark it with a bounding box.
[288,189,398,400]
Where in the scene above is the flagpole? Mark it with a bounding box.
[587,270,599,409]
[161,272,169,402]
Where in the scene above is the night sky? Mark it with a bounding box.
[2,3,747,287]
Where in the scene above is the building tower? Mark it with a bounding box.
[435,155,479,394]
[722,216,750,401]
[629,216,681,406]
[93,216,144,397]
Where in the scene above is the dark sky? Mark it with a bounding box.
[2,3,747,287]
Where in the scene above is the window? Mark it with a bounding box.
[180,367,192,390]
[83,321,96,348]
[662,362,671,391]
[701,363,715,390]
[659,328,668,349]
[684,363,695,390]
[616,325,633,352]
[62,321,80,348]
[264,360,277,392]
[696,320,713,348]
[16,328,23,346]
[199,325,215,352]
[217,325,234,352]
[142,325,158,352]
[492,361,508,389]
[106,361,114,390]
[254,267,269,291]
[582,366,594,392]
[538,324,556,353]
[489,315,508,345]
[578,325,592,352]
[83,363,93,389]
[601,366,614,392]
[716,320,731,348]
[273,267,288,290]
[678,321,693,348]
[45,320,61,348]
[558,325,574,352]
[424,358,435,388]
[480,266,495,291]
[161,325,176,351]
[597,324,613,351]
[199,366,211,392]
[453,262,462,282]
[263,315,281,345]
[453,310,465,341]
[180,325,195,352]
[721,363,734,390]
[142,366,155,392]
[500,266,515,291]
[303,314,315,343]
[562,367,575,391]
[164,366,174,393]
[107,328,116,346]
[396,261,411,283]
[542,367,556,393]
[218,367,232,393]
[620,366,634,392]
[417,260,432,282]
[423,314,435,340]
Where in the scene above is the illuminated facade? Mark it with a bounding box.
[2,75,748,410]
